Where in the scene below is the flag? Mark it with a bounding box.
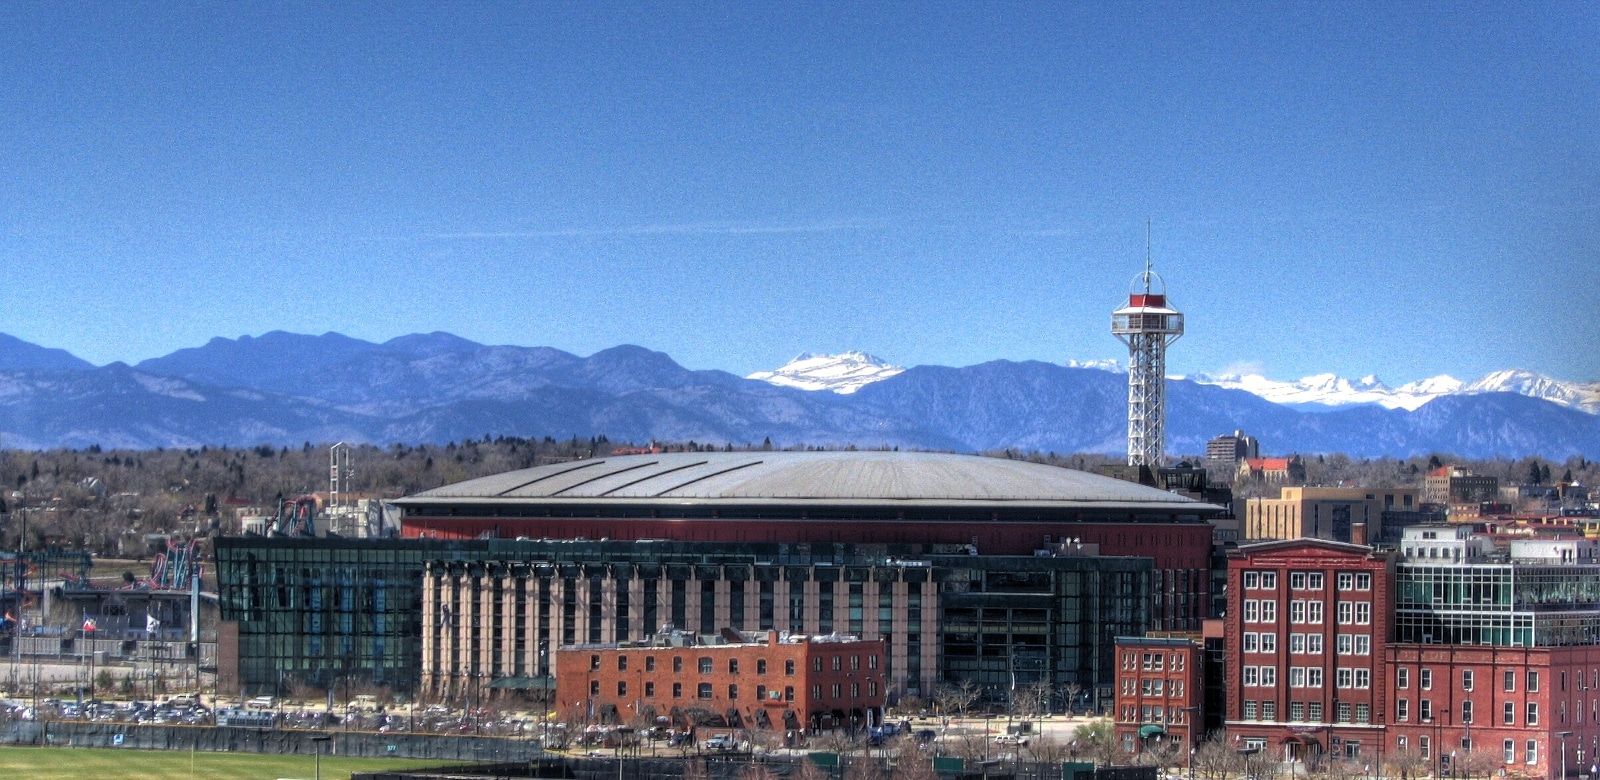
[146,614,160,634]
[82,617,96,632]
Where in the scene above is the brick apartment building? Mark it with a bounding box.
[554,627,886,734]
[1114,634,1205,758]
[1225,539,1394,765]
[1225,530,1600,779]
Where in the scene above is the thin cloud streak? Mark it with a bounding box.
[418,219,885,240]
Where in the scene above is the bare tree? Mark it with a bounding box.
[739,764,778,780]
[681,757,708,780]
[1458,749,1502,780]
[1192,736,1246,780]
[845,755,887,780]
[893,753,939,780]
[1384,747,1428,780]
[933,680,982,720]
[1028,734,1072,764]
[793,761,830,780]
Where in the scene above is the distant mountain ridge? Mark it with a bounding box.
[0,333,1593,457]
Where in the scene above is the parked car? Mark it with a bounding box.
[993,734,1029,746]
[245,695,277,710]
[704,734,737,751]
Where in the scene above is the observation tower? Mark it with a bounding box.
[1111,256,1184,467]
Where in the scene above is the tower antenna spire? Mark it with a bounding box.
[1144,218,1152,292]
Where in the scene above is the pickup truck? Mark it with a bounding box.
[704,734,737,751]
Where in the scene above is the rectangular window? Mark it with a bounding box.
[673,682,682,698]
[1338,668,1353,688]
[729,658,740,674]
[1462,670,1473,691]
[1290,701,1305,721]
[1243,633,1258,653]
[1503,670,1515,692]
[1307,601,1322,624]
[786,660,795,676]
[1290,634,1305,654]
[1503,701,1514,725]
[1308,573,1324,590]
[674,656,683,673]
[1337,702,1351,722]
[1261,572,1277,589]
[617,681,627,697]
[1290,667,1305,687]
[756,659,766,675]
[1397,668,1409,689]
[1291,572,1307,590]
[1261,701,1276,721]
[1338,572,1354,591]
[1307,667,1323,688]
[1421,669,1433,689]
[699,657,713,674]
[1338,635,1353,655]
[1244,600,1259,622]
[1527,703,1538,725]
[831,683,841,699]
[1355,705,1369,724]
[1262,600,1277,622]
[698,683,712,700]
[645,682,655,698]
[1355,602,1371,624]
[590,680,600,696]
[1355,669,1370,689]
[618,655,628,671]
[1420,736,1430,759]
[646,656,656,672]
[1528,671,1539,692]
[1504,740,1515,764]
[1462,700,1472,724]
[1526,740,1537,765]
[1243,700,1256,720]
[1397,698,1408,721]
[1261,633,1277,652]
[1307,634,1323,654]
[1243,666,1259,686]
[1261,666,1277,686]
[728,684,738,700]
[1244,572,1260,590]
[1291,601,1307,623]
[1308,702,1323,721]
[1355,635,1370,655]
[812,685,822,699]
[1421,699,1433,721]
[1338,602,1354,624]
[1355,573,1371,590]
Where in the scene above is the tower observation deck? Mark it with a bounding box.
[1111,265,1184,467]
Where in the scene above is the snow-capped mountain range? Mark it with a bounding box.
[745,351,905,394]
[749,353,1600,416]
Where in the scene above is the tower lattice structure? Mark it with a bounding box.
[1111,263,1183,468]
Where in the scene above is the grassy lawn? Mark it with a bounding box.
[0,746,448,780]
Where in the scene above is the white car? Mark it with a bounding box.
[993,734,1029,746]
[245,695,277,710]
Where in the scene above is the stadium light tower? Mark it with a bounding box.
[1111,232,1184,468]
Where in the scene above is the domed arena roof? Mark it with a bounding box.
[400,450,1207,510]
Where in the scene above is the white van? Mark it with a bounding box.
[245,695,277,710]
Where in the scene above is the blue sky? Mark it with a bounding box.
[1,3,1595,383]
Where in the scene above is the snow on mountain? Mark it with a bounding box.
[1066,358,1125,372]
[1464,369,1600,414]
[1193,369,1599,414]
[746,352,905,394]
[1188,372,1443,410]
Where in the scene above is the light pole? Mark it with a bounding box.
[312,735,331,780]
[1559,732,1574,780]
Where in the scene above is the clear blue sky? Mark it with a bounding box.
[1,2,1595,383]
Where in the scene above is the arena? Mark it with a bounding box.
[217,451,1221,707]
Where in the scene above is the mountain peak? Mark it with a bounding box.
[747,351,905,394]
[0,333,95,371]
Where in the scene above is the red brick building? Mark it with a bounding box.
[554,628,886,733]
[1385,644,1600,779]
[1114,634,1205,759]
[1225,539,1395,765]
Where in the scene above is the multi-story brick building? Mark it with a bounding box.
[1114,634,1205,759]
[1225,539,1394,765]
[553,627,886,733]
[1243,487,1421,545]
[1224,529,1600,779]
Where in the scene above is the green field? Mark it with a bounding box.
[0,746,448,780]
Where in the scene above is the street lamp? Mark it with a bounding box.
[1559,732,1574,780]
[312,735,331,780]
